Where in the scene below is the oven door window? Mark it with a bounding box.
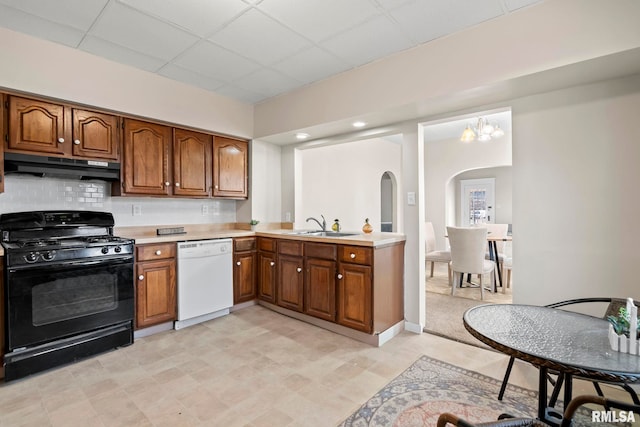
[6,258,134,351]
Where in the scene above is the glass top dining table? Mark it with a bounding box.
[463,304,640,424]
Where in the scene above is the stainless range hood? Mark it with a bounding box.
[4,152,121,181]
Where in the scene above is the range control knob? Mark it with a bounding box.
[42,251,56,261]
[114,246,122,253]
[25,252,38,263]
[101,247,109,254]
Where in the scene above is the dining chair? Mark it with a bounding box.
[447,226,496,300]
[498,297,640,404]
[425,221,452,284]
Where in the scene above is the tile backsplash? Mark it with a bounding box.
[0,175,237,226]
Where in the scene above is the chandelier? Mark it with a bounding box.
[460,118,504,142]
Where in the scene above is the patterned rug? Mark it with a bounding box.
[339,356,605,427]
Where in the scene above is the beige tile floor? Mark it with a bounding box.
[0,304,630,427]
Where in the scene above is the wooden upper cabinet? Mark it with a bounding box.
[7,96,65,155]
[71,109,119,161]
[213,137,248,199]
[122,119,172,196]
[173,128,212,197]
[6,96,120,161]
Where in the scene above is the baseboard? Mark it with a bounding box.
[404,321,424,334]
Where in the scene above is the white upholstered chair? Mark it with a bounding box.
[447,226,496,300]
[425,222,451,284]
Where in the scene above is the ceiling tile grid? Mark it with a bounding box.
[0,0,545,104]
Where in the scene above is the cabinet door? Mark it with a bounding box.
[173,128,212,197]
[213,137,248,198]
[71,109,120,161]
[277,255,304,312]
[122,119,172,195]
[305,258,336,322]
[1,95,4,193]
[8,96,66,155]
[258,251,277,303]
[234,251,256,304]
[135,259,176,329]
[337,263,372,333]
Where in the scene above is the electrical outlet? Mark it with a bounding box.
[201,205,209,215]
[132,205,142,216]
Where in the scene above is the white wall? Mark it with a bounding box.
[454,166,513,226]
[511,73,640,305]
[424,134,512,250]
[296,138,402,232]
[243,140,282,224]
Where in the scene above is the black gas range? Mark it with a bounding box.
[0,210,135,382]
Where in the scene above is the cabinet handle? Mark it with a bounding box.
[164,182,170,186]
[57,137,64,143]
[214,185,218,189]
[73,139,80,145]
[350,253,356,259]
[236,261,241,266]
[138,275,144,280]
[297,267,302,273]
[175,182,180,187]
[270,261,275,267]
[337,274,343,279]
[155,250,162,256]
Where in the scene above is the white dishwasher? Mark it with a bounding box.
[175,239,233,330]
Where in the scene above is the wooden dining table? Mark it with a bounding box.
[464,304,640,426]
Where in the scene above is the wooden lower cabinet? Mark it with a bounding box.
[258,251,277,303]
[1,262,4,378]
[277,255,304,312]
[337,263,373,333]
[135,259,176,329]
[305,258,336,321]
[233,237,256,304]
[135,243,177,329]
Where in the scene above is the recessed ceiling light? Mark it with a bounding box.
[352,121,366,128]
[296,132,310,140]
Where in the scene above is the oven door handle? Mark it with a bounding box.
[8,255,133,272]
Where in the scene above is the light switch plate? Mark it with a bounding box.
[407,192,416,205]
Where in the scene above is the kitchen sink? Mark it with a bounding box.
[288,230,358,237]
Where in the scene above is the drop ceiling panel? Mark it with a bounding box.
[321,15,414,67]
[80,35,166,72]
[89,2,199,61]
[119,0,249,37]
[258,0,381,42]
[0,0,108,31]
[158,64,225,92]
[0,4,85,47]
[233,68,302,98]
[173,40,260,82]
[208,9,311,66]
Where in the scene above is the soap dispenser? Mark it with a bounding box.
[332,219,341,232]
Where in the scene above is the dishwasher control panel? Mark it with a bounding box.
[178,239,232,258]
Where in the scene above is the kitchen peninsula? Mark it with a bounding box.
[117,224,406,347]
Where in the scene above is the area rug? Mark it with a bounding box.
[338,356,602,427]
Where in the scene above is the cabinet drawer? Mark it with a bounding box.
[305,242,336,260]
[258,237,276,252]
[234,237,256,252]
[278,240,303,256]
[136,243,176,261]
[339,245,372,265]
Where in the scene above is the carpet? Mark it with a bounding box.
[338,356,606,427]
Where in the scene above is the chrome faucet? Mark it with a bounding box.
[306,215,326,231]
